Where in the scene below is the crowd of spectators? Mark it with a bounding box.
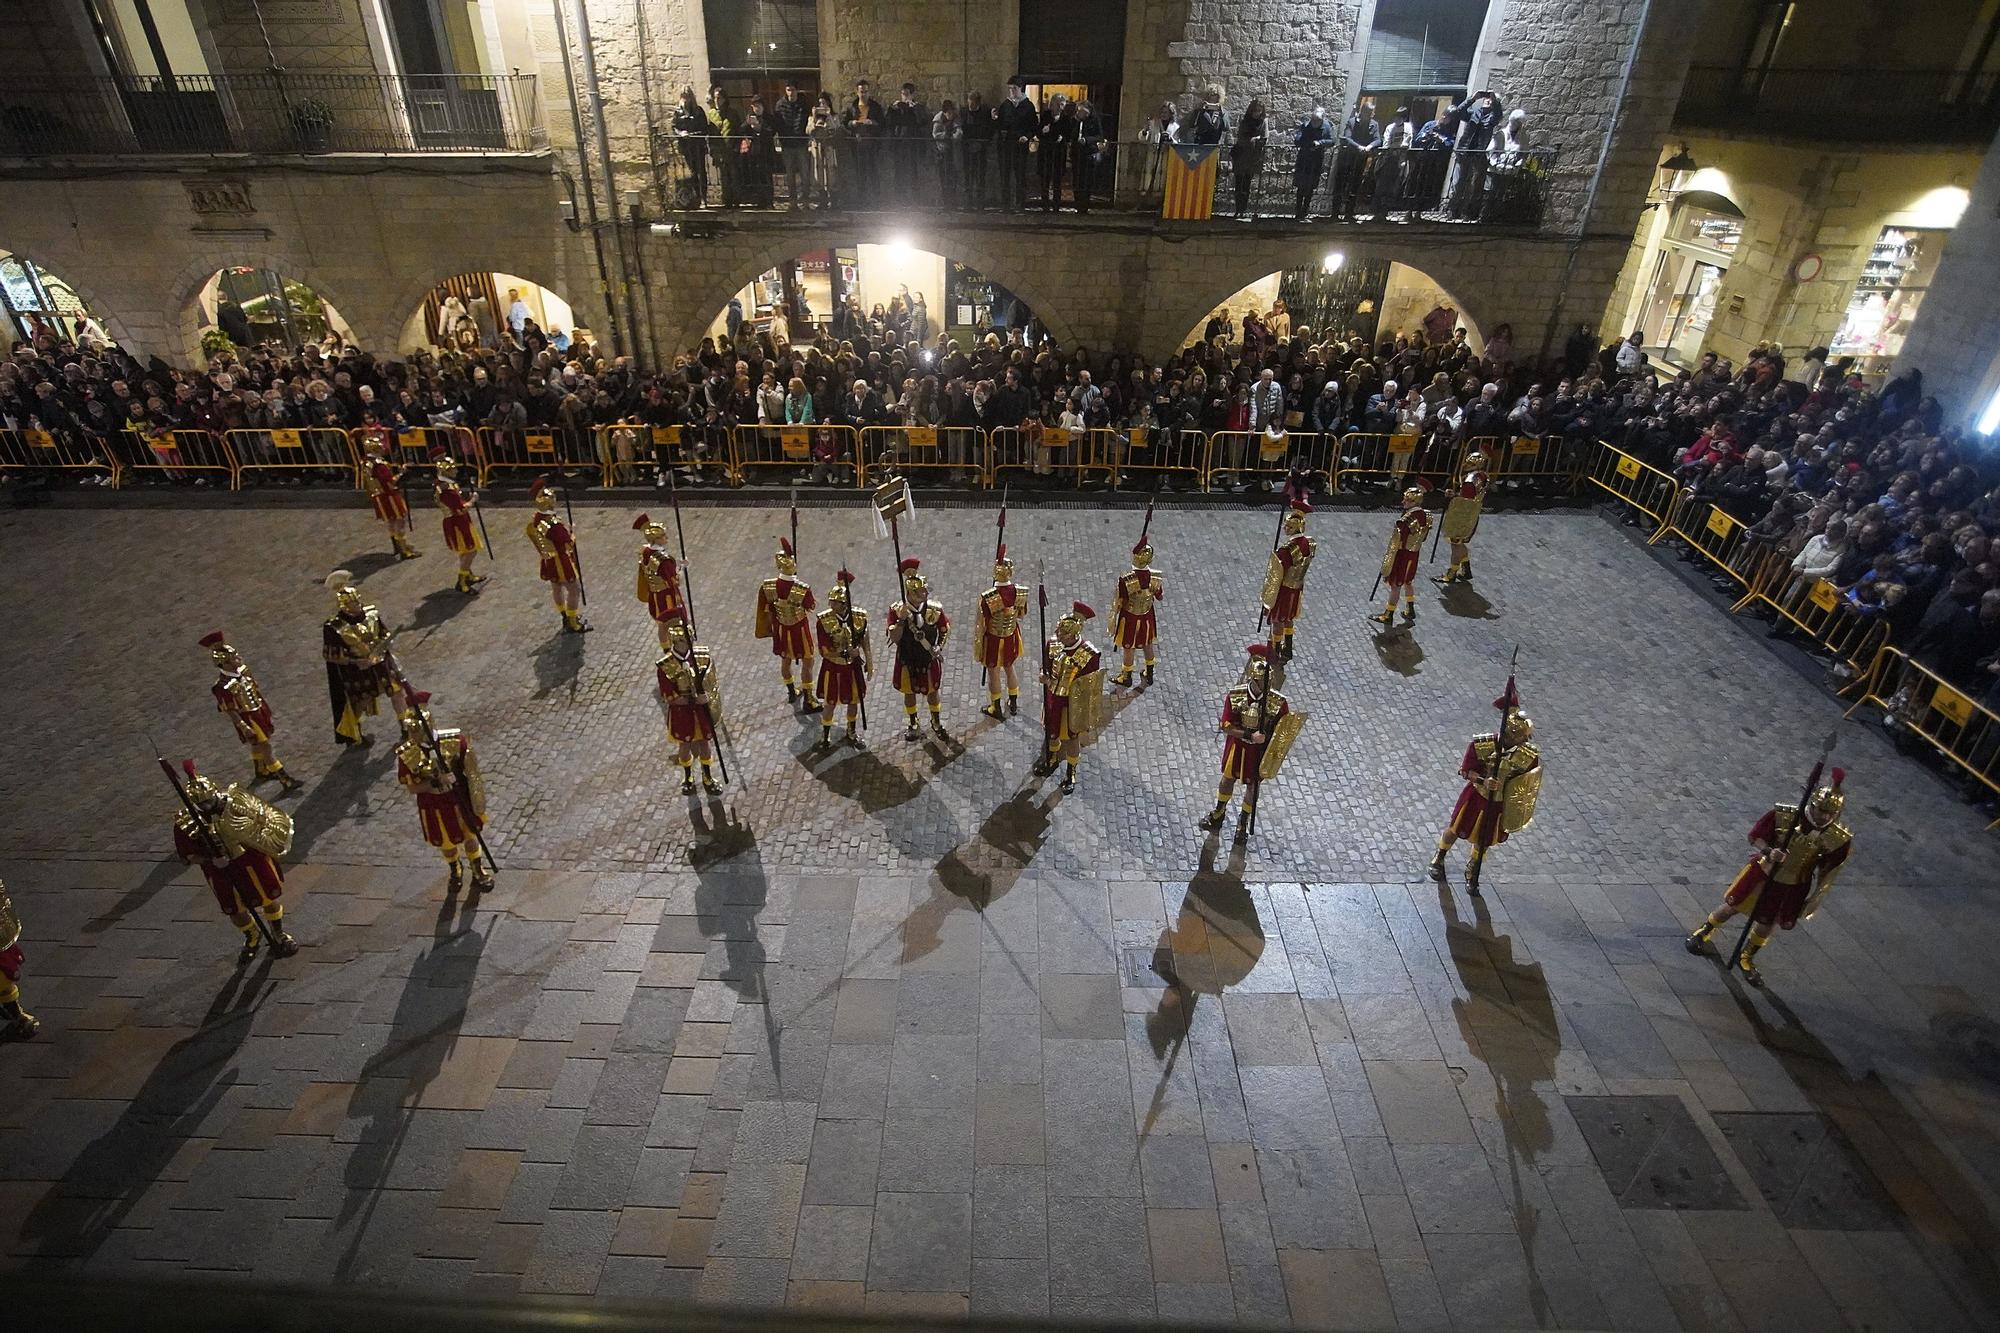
[666,77,1543,223]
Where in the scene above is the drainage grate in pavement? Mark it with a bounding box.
[1712,1112,1901,1231]
[1566,1094,1749,1211]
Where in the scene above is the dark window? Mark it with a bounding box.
[1362,0,1490,94]
[705,0,820,75]
[1019,0,1127,84]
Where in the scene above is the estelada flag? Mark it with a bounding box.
[1162,143,1219,220]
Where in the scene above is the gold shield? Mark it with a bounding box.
[1070,666,1105,738]
[0,881,19,952]
[1260,551,1284,609]
[1499,744,1541,834]
[439,730,487,823]
[1442,494,1483,542]
[1258,706,1306,779]
[753,585,774,640]
[216,786,294,860]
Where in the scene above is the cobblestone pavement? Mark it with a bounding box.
[1,499,1997,1329]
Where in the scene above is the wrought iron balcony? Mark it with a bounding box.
[1676,64,2000,143]
[0,72,546,158]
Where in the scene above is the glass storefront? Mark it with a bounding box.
[1637,203,1742,370]
[1830,226,1943,376]
[0,251,106,347]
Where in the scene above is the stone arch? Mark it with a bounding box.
[653,226,1087,361]
[382,262,595,357]
[169,253,361,365]
[1139,236,1500,361]
[0,245,144,353]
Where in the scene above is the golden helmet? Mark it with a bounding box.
[198,629,237,667]
[633,512,669,543]
[829,568,854,609]
[430,445,457,477]
[531,476,559,512]
[1244,641,1275,682]
[993,543,1014,583]
[1131,539,1154,568]
[180,759,223,811]
[899,557,927,600]
[1056,600,1094,639]
[324,568,363,614]
[1465,450,1488,470]
[1282,498,1312,534]
[774,537,797,575]
[1806,767,1847,825]
[1501,709,1534,745]
[663,614,693,650]
[1401,484,1427,507]
[396,688,433,733]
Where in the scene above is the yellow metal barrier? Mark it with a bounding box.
[1585,441,1679,534]
[596,422,649,486]
[388,425,459,462]
[614,423,731,486]
[1653,495,1768,588]
[1204,430,1336,491]
[478,426,598,486]
[1486,432,1582,498]
[1086,426,1209,491]
[1844,645,2000,830]
[229,427,359,487]
[733,423,858,486]
[987,424,1101,488]
[0,427,115,481]
[859,425,985,486]
[1330,431,1472,493]
[1729,550,1890,678]
[105,427,238,488]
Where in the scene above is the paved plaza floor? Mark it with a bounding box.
[0,496,1997,1329]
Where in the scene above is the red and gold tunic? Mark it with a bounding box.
[974,583,1025,669]
[436,477,479,554]
[1265,534,1315,626]
[816,607,870,706]
[174,817,284,915]
[890,600,951,694]
[636,546,683,624]
[657,648,718,742]
[397,732,484,849]
[1382,508,1431,586]
[1042,638,1102,742]
[213,666,275,744]
[1219,683,1290,781]
[756,576,817,657]
[1447,733,1540,849]
[1724,806,1853,929]
[526,511,581,583]
[1112,569,1163,649]
[1441,468,1489,543]
[364,457,409,522]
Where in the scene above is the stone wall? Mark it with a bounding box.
[816,0,1019,107]
[1895,123,2000,424]
[1120,0,1362,141]
[0,2,100,83]
[0,159,595,363]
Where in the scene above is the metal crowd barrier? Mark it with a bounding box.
[1729,551,1890,677]
[618,423,732,486]
[1204,429,1339,492]
[0,427,115,481]
[1087,425,1209,490]
[1844,645,2000,829]
[1486,432,1583,500]
[477,426,595,485]
[859,425,985,486]
[1653,495,1769,589]
[1329,431,1470,494]
[106,427,237,487]
[229,427,359,487]
[596,422,649,486]
[987,424,1101,488]
[388,425,457,461]
[733,423,858,486]
[1584,442,1679,534]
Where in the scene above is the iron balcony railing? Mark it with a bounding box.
[657,132,1558,228]
[0,72,545,156]
[1677,64,2000,142]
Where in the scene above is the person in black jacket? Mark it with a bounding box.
[1333,100,1380,220]
[671,87,712,207]
[1446,90,1502,219]
[842,80,886,200]
[1292,106,1335,219]
[772,80,812,209]
[961,91,997,208]
[1187,85,1228,145]
[884,82,930,204]
[1037,94,1074,211]
[1070,99,1106,213]
[996,80,1039,211]
[1229,99,1267,217]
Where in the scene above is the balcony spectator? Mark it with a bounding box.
[1189,85,1228,148]
[736,97,775,207]
[886,83,930,203]
[960,92,996,207]
[997,80,1038,210]
[842,79,885,198]
[1226,98,1268,218]
[1447,89,1502,219]
[808,94,842,207]
[1141,101,1180,197]
[1482,108,1531,222]
[773,80,812,210]
[705,88,739,206]
[1333,98,1380,221]
[1071,99,1106,213]
[1374,105,1414,218]
[1411,107,1456,216]
[1037,93,1074,212]
[1293,105,1334,219]
[933,99,964,206]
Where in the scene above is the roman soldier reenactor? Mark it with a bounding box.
[432,448,488,596]
[1433,449,1489,586]
[656,614,723,794]
[1686,769,1853,987]
[1428,676,1541,897]
[360,434,420,560]
[1372,484,1432,627]
[525,476,590,633]
[0,880,36,1040]
[1111,537,1164,686]
[1036,600,1104,793]
[755,537,818,709]
[974,545,1026,718]
[394,689,493,893]
[633,513,684,649]
[200,629,301,791]
[170,758,299,963]
[815,567,873,749]
[321,569,396,745]
[1261,499,1315,661]
[889,558,951,738]
[1198,642,1304,840]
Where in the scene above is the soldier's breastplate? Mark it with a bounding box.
[774,584,810,626]
[1122,575,1154,615]
[1772,821,1830,883]
[820,614,855,662]
[1283,542,1312,587]
[984,590,1019,637]
[528,517,557,557]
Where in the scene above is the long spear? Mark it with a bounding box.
[666,467,737,788]
[840,555,868,733]
[1729,729,1838,971]
[983,484,1009,691]
[1036,561,1050,740]
[153,746,280,950]
[1259,467,1303,632]
[555,470,587,606]
[1244,621,1278,837]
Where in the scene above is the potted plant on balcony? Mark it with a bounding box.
[289,98,335,153]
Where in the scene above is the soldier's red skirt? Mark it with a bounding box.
[1268,586,1301,625]
[1386,549,1420,586]
[443,512,477,554]
[1220,736,1266,781]
[976,632,1021,669]
[1448,785,1504,848]
[769,619,813,657]
[1,943,22,983]
[1043,693,1077,743]
[1113,609,1157,649]
[417,790,481,848]
[1724,862,1808,930]
[667,699,714,743]
[232,704,275,744]
[818,660,865,706]
[203,850,283,915]
[647,590,683,624]
[539,549,581,583]
[372,491,409,522]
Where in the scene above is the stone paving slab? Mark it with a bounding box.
[1,502,1999,1330]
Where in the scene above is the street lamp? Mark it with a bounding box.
[1656,146,1697,202]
